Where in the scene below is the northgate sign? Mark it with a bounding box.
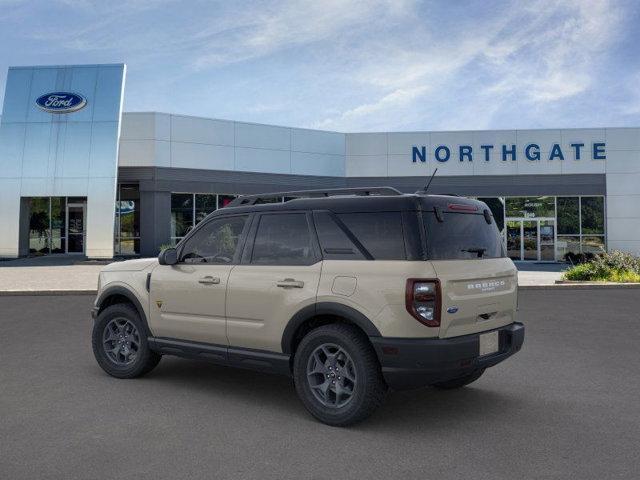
[411,142,606,163]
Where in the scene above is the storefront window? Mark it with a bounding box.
[29,198,50,254]
[557,197,579,235]
[582,236,606,255]
[27,196,86,255]
[50,197,66,253]
[171,193,238,245]
[195,194,217,224]
[171,193,194,243]
[557,236,581,259]
[505,196,555,218]
[217,194,237,209]
[114,184,140,255]
[581,197,605,234]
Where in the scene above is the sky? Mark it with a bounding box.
[0,0,639,132]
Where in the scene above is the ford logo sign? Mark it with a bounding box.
[35,92,87,114]
[447,306,459,314]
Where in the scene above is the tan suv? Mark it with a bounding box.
[91,187,524,426]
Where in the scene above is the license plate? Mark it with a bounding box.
[479,331,499,356]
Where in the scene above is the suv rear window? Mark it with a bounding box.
[423,212,505,260]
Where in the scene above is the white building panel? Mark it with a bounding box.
[120,113,158,140]
[345,154,387,177]
[235,122,290,151]
[291,128,344,156]
[171,115,234,146]
[346,133,387,156]
[170,141,234,170]
[606,128,640,151]
[291,151,344,176]
[235,147,290,174]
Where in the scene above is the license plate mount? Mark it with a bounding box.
[479,330,499,357]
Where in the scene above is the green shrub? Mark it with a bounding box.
[563,250,640,282]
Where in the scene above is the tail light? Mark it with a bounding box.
[405,279,441,327]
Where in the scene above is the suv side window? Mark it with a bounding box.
[180,215,248,264]
[251,213,315,265]
[337,212,406,260]
[313,211,365,260]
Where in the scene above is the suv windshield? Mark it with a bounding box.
[423,211,505,260]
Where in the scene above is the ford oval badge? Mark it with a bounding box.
[36,92,87,114]
[447,306,459,314]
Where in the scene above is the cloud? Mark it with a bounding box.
[313,0,626,131]
[0,0,633,131]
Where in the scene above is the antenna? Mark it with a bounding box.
[422,168,438,193]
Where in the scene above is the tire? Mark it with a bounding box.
[92,303,161,379]
[293,324,387,427]
[431,369,485,390]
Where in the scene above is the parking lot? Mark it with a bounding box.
[1,289,639,479]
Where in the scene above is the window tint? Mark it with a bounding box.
[251,214,315,265]
[180,215,247,264]
[337,212,406,260]
[424,212,505,260]
[313,212,365,260]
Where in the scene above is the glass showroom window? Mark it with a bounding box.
[28,197,73,255]
[556,196,605,258]
[170,193,239,245]
[114,184,140,255]
[505,196,555,219]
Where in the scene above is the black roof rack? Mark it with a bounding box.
[227,187,403,207]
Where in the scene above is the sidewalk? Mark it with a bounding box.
[514,261,567,286]
[0,256,103,294]
[0,256,570,294]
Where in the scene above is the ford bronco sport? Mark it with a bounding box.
[91,187,524,426]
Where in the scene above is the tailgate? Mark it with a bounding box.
[432,258,518,338]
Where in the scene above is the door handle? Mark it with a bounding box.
[276,278,305,288]
[198,276,220,285]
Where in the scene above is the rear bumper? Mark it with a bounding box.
[370,322,524,390]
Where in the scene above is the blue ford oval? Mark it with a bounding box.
[36,92,87,114]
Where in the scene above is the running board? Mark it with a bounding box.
[147,337,292,376]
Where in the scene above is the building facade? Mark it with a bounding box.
[1,64,639,261]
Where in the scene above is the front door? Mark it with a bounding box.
[226,212,322,352]
[505,219,556,261]
[149,214,250,345]
[66,203,85,254]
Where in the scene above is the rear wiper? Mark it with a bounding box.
[461,247,486,258]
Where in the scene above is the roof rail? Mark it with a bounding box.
[227,187,403,207]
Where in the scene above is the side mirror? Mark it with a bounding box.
[158,247,178,265]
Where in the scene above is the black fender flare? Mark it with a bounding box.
[281,302,381,354]
[95,285,152,337]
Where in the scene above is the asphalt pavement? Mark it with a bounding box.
[1,290,639,479]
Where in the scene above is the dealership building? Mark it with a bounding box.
[1,63,639,261]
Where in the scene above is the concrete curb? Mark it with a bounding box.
[0,290,97,296]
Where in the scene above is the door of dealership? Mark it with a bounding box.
[506,218,556,261]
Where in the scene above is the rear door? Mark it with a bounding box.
[226,212,322,352]
[149,214,250,345]
[423,208,518,338]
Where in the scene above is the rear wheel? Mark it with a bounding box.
[431,369,485,390]
[293,324,387,426]
[92,303,161,379]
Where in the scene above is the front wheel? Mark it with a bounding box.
[92,303,161,379]
[293,324,387,427]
